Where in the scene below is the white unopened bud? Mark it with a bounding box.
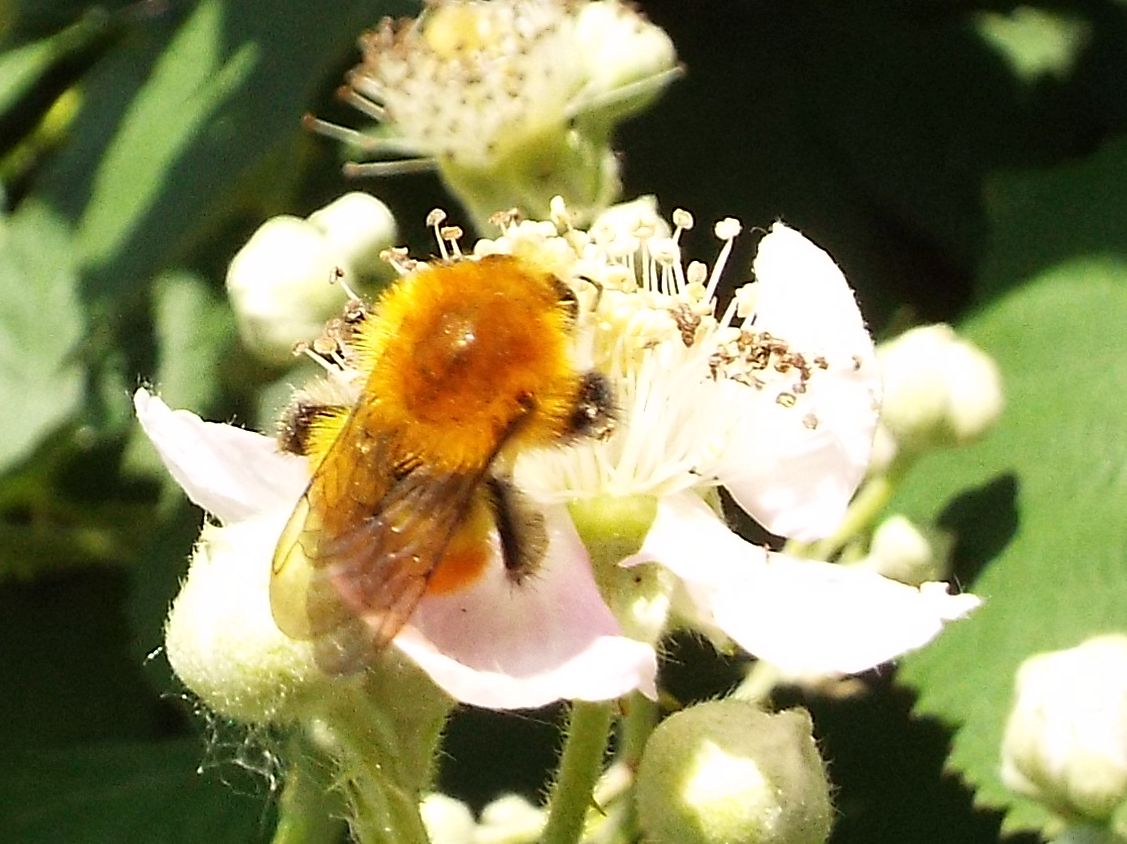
[164,513,330,724]
[1002,635,1127,823]
[476,794,546,843]
[636,701,832,844]
[306,191,397,283]
[225,216,346,365]
[866,514,951,586]
[420,793,475,844]
[877,324,1004,454]
[226,196,398,364]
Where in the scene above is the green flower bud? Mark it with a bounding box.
[877,324,1003,454]
[636,701,833,844]
[164,517,333,724]
[225,215,344,364]
[1002,635,1127,823]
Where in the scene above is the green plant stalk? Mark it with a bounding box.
[272,734,348,844]
[791,459,911,562]
[541,700,617,844]
[610,692,659,842]
[322,695,433,844]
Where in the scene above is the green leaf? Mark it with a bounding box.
[0,13,107,119]
[69,0,410,303]
[152,269,235,414]
[972,7,1091,85]
[0,738,274,844]
[0,202,84,474]
[977,137,1127,301]
[894,142,1127,837]
[74,0,257,278]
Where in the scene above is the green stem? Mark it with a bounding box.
[541,700,617,844]
[608,693,659,842]
[272,735,348,844]
[618,692,658,772]
[311,684,440,844]
[791,460,911,562]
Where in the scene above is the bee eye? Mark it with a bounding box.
[566,370,616,441]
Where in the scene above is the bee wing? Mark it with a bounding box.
[270,424,481,671]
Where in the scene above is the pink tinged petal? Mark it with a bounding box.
[630,493,980,678]
[721,224,881,541]
[395,509,657,709]
[133,389,308,523]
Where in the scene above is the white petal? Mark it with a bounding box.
[630,493,979,678]
[751,223,874,360]
[396,509,657,709]
[721,224,880,541]
[134,389,308,523]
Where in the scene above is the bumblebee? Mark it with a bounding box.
[269,254,614,671]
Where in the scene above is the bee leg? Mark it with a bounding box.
[484,475,548,584]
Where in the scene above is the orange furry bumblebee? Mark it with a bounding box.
[269,254,615,672]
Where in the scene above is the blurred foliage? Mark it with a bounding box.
[1,0,1124,840]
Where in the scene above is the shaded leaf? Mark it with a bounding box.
[70,0,411,304]
[0,12,107,119]
[977,137,1127,301]
[1,738,274,844]
[0,570,159,753]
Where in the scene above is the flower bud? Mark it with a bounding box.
[420,793,475,844]
[164,514,329,724]
[225,215,346,365]
[306,191,397,284]
[476,794,546,843]
[1001,635,1127,822]
[877,324,1003,454]
[226,195,398,364]
[866,514,951,586]
[636,701,833,844]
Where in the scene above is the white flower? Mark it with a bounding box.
[307,0,678,226]
[487,205,980,678]
[138,201,979,717]
[135,389,656,712]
